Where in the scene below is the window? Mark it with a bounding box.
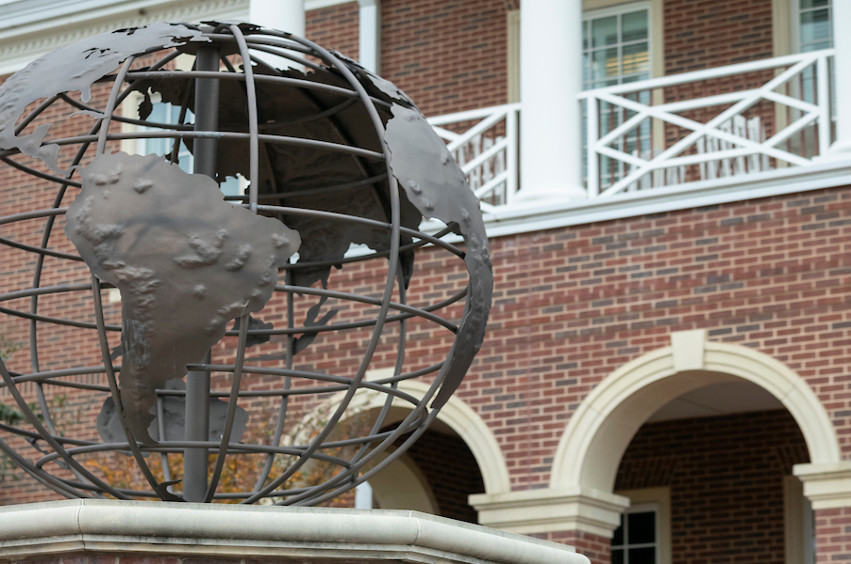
[614,488,671,564]
[582,5,651,89]
[583,3,653,187]
[783,0,833,155]
[141,101,193,171]
[612,505,658,564]
[137,97,243,197]
[505,1,662,103]
[796,0,832,52]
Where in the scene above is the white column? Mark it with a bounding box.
[358,0,381,73]
[518,0,586,202]
[830,0,851,153]
[250,0,305,36]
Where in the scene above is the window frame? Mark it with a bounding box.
[614,487,671,564]
[784,476,815,564]
[773,0,834,56]
[793,0,833,52]
[582,1,653,90]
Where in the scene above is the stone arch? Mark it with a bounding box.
[299,375,511,496]
[550,329,841,493]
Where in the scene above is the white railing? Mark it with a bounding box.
[580,49,836,197]
[429,50,837,216]
[428,103,520,214]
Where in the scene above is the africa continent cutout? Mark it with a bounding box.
[66,152,300,444]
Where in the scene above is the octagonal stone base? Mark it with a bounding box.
[0,499,588,563]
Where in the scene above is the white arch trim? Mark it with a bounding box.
[551,329,841,493]
[306,375,511,495]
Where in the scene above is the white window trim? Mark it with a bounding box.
[615,487,671,564]
[507,10,520,104]
[784,476,815,564]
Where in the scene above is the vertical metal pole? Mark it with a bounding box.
[184,45,220,503]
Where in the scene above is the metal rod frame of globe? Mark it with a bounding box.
[0,21,493,505]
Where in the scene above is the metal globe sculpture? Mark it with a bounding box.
[0,22,492,504]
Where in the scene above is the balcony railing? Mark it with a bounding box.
[428,103,520,215]
[429,49,837,215]
[581,49,836,197]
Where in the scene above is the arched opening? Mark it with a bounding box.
[614,382,811,562]
[375,423,486,523]
[552,331,840,493]
[366,452,439,514]
[303,377,507,523]
[549,330,837,561]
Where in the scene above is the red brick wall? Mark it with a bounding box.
[378,0,511,116]
[664,0,774,74]
[2,2,851,562]
[306,1,360,60]
[5,182,849,553]
[816,507,851,564]
[306,0,512,117]
[302,0,780,123]
[617,410,808,562]
[450,188,850,561]
[546,530,612,564]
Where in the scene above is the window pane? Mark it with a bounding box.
[583,8,651,88]
[591,15,618,48]
[628,511,656,544]
[220,176,242,197]
[800,0,828,8]
[621,10,648,43]
[800,9,831,48]
[612,513,625,545]
[611,549,625,564]
[591,47,620,82]
[628,546,656,563]
[622,42,649,77]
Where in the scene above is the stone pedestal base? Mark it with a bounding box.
[0,499,588,563]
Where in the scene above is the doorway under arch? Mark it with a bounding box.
[551,329,840,494]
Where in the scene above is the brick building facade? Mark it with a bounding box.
[1,0,851,563]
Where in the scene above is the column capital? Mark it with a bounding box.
[793,462,851,509]
[470,487,630,538]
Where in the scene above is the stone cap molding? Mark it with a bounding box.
[794,462,851,510]
[0,499,588,564]
[469,487,630,538]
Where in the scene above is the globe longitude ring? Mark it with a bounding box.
[0,22,492,504]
